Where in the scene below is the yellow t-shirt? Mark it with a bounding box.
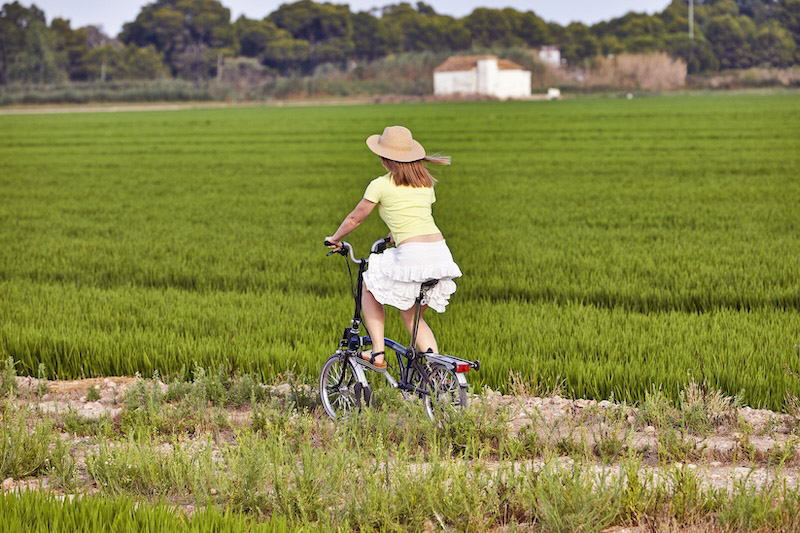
[363,173,440,244]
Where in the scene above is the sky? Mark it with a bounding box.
[32,1,674,37]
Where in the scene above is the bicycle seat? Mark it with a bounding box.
[421,279,439,290]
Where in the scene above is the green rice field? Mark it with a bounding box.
[1,93,799,410]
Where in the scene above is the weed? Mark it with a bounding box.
[768,436,797,467]
[59,409,113,437]
[639,385,679,429]
[667,464,716,524]
[532,462,622,532]
[517,422,543,457]
[46,439,77,491]
[0,405,54,479]
[593,421,629,462]
[439,400,510,458]
[0,357,17,398]
[716,478,779,530]
[735,417,757,463]
[36,363,49,396]
[656,427,704,463]
[86,385,101,402]
[87,437,214,498]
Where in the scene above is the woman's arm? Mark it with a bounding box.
[324,198,376,249]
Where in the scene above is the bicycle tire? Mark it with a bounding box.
[319,354,361,420]
[425,363,468,422]
[409,362,467,422]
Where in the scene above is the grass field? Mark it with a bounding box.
[1,93,799,409]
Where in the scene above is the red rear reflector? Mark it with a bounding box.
[456,364,470,373]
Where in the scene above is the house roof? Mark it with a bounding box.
[434,55,526,73]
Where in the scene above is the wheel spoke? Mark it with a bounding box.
[321,356,361,419]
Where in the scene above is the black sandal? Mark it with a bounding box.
[361,350,386,369]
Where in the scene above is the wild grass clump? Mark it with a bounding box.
[162,365,271,408]
[58,409,113,438]
[121,368,278,436]
[439,400,511,458]
[46,439,78,491]
[639,380,741,435]
[0,357,17,398]
[86,385,101,402]
[0,405,55,479]
[532,463,623,532]
[87,438,215,500]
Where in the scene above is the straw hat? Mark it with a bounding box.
[366,126,426,162]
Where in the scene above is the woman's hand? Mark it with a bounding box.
[324,236,342,250]
[387,232,394,245]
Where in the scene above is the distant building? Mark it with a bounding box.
[539,46,561,67]
[433,55,531,100]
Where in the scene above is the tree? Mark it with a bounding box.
[381,4,469,52]
[503,9,550,47]
[561,23,600,64]
[269,0,353,66]
[84,43,120,81]
[15,18,65,83]
[660,0,690,33]
[738,0,780,23]
[665,33,720,72]
[623,35,664,53]
[755,19,796,66]
[710,0,741,17]
[0,2,46,83]
[120,0,235,78]
[351,11,400,60]
[234,16,285,57]
[599,34,624,55]
[121,44,166,79]
[415,2,435,16]
[85,42,166,81]
[464,8,522,48]
[779,0,800,47]
[49,18,94,81]
[704,14,757,68]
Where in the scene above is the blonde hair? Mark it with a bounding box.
[380,155,451,188]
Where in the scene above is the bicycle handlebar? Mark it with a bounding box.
[324,237,391,264]
[324,240,360,263]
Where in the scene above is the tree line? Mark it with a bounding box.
[1,0,799,85]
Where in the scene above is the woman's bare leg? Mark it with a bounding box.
[361,283,386,365]
[401,305,438,353]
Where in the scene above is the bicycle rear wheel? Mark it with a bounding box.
[413,363,468,422]
[319,354,361,419]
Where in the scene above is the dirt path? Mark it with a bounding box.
[0,98,375,115]
[6,376,799,496]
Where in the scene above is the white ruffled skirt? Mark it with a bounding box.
[363,240,462,312]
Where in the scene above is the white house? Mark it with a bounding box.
[538,46,561,67]
[433,55,531,100]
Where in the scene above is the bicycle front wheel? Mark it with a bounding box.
[319,354,362,420]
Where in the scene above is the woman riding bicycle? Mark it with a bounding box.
[324,126,462,369]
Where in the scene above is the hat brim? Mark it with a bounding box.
[366,134,426,163]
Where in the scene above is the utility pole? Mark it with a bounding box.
[689,0,694,39]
